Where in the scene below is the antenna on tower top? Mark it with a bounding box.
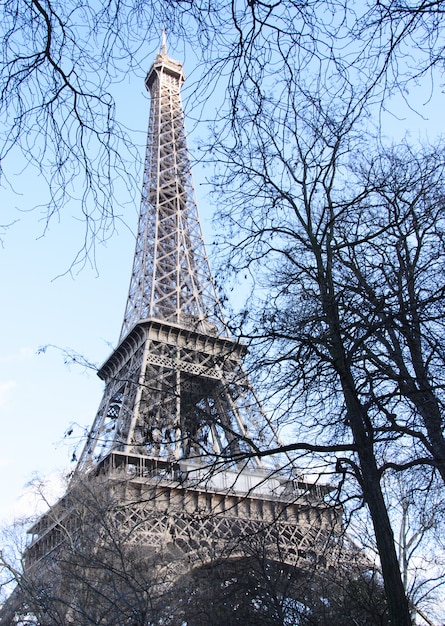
[161,29,167,54]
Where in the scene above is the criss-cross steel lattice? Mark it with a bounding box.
[120,41,225,341]
[74,42,282,471]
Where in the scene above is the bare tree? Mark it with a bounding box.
[1,480,169,624]
[392,471,445,622]
[206,68,445,621]
[354,0,445,94]
[334,144,445,484]
[2,0,444,259]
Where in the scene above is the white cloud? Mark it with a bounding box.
[0,380,16,405]
[0,347,34,364]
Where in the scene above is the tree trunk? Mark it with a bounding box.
[359,444,413,626]
[326,291,413,625]
[340,378,412,625]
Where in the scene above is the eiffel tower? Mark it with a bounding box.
[2,37,341,626]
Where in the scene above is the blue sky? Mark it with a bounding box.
[0,40,444,526]
[0,144,137,521]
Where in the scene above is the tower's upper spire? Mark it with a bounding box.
[120,38,225,341]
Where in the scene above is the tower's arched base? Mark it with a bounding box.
[1,454,387,626]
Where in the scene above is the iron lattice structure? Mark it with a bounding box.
[74,41,276,471]
[2,40,345,626]
[120,42,226,341]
